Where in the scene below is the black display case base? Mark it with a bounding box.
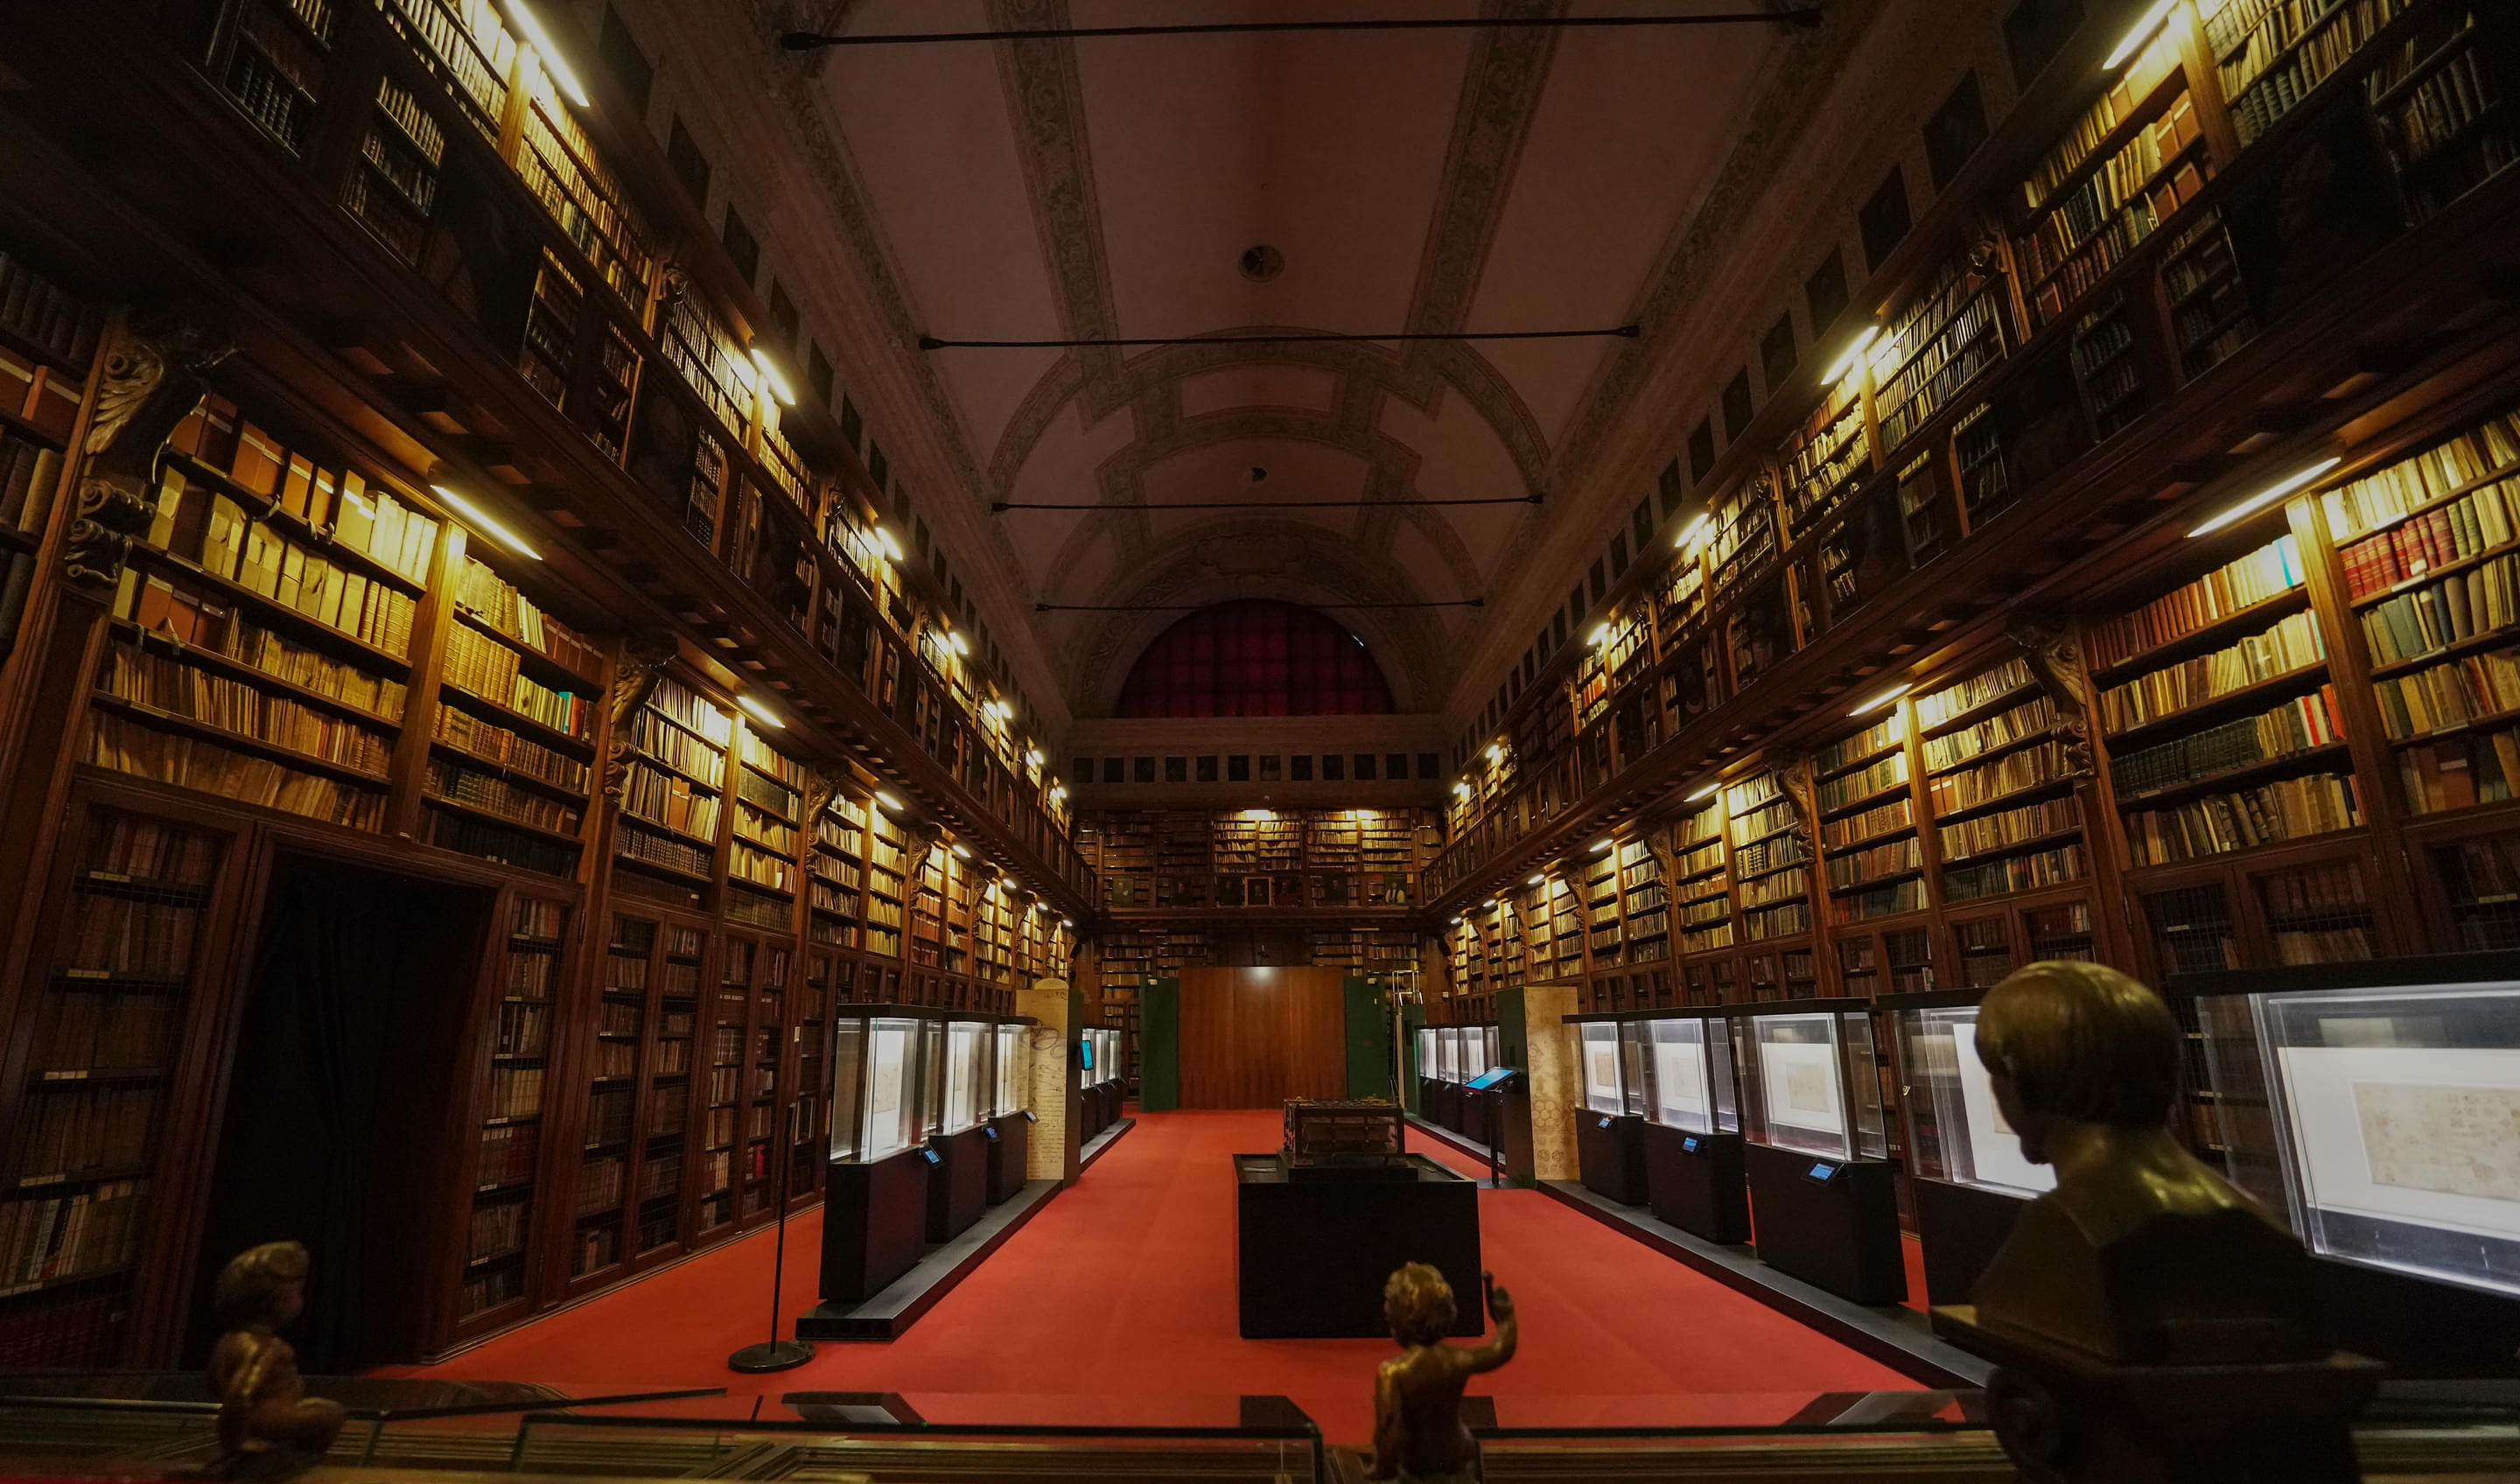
[1743,1142,1908,1306]
[799,1177,1063,1340]
[926,1125,991,1243]
[819,1146,933,1305]
[1643,1123,1751,1244]
[1575,1110,1648,1205]
[1539,1178,1989,1387]
[984,1111,1032,1205]
[1236,1153,1482,1339]
[1082,1115,1135,1170]
[1912,1176,2032,1310]
[1407,1112,1507,1184]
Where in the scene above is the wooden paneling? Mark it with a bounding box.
[1175,967,1347,1109]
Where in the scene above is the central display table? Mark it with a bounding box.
[1231,1153,1482,1339]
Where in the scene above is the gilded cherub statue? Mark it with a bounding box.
[1964,961,2325,1364]
[1368,1264,1516,1483]
[203,1242,346,1480]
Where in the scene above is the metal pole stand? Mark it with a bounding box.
[729,1102,816,1374]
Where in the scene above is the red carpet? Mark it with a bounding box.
[382,1110,1914,1441]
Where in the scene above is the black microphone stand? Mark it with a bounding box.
[730,1099,816,1373]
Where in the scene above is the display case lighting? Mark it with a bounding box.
[2188,458,2343,537]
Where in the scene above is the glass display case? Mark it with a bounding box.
[1437,1026,1463,1082]
[1884,990,2052,1308]
[941,1018,985,1137]
[830,1013,923,1163]
[1635,1009,1749,1242]
[1725,999,1905,1305]
[985,1016,1033,1206]
[993,1022,1022,1118]
[821,1008,934,1305]
[1569,1014,1650,1205]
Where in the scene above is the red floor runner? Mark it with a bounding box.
[383,1110,1912,1441]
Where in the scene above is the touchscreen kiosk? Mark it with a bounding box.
[1568,1016,1649,1205]
[1887,992,2054,1306]
[1638,1009,1749,1242]
[1727,1000,1903,1305]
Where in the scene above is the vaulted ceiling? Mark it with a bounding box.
[798,0,1797,714]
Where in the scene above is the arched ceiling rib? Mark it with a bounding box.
[804,0,1796,716]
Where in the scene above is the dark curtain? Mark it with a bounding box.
[1115,600,1396,718]
[189,860,488,1371]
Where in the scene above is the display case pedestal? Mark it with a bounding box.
[1576,1110,1648,1205]
[984,1112,1031,1204]
[1432,1080,1464,1133]
[1745,1142,1905,1305]
[1461,1085,1492,1148]
[822,1147,933,1304]
[1643,1124,1749,1242]
[1234,1153,1482,1338]
[1913,1176,2030,1309]
[926,1125,990,1242]
[1932,1306,2377,1484]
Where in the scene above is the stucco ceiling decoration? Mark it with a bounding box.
[803,0,1796,715]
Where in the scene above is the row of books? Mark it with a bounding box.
[8,1086,156,1182]
[2097,609,2326,732]
[455,556,603,679]
[735,800,798,856]
[432,705,589,793]
[2259,858,2372,916]
[2337,475,2520,600]
[443,626,596,738]
[1924,694,2056,774]
[477,1123,537,1191]
[1823,794,1914,851]
[2224,0,2417,144]
[57,895,200,982]
[87,714,386,830]
[1945,843,2088,902]
[1826,835,1922,889]
[136,471,422,657]
[2124,773,2362,865]
[1817,752,1908,813]
[122,574,410,721]
[428,758,581,836]
[28,990,175,1075]
[0,1180,146,1290]
[1874,274,2006,452]
[2017,91,2203,287]
[2089,536,2306,668]
[1743,900,1813,941]
[0,431,60,538]
[1817,714,1902,775]
[578,1152,626,1213]
[2320,404,2520,538]
[735,768,799,825]
[1939,794,2085,862]
[620,760,720,842]
[493,1001,550,1059]
[1915,656,2033,731]
[166,397,440,584]
[1834,877,1929,922]
[649,676,735,747]
[427,808,577,878]
[85,815,217,888]
[1927,738,2077,816]
[617,822,711,879]
[0,249,102,366]
[467,1198,528,1262]
[2397,727,2520,815]
[1740,864,1811,908]
[626,706,724,787]
[2110,688,2345,796]
[2374,645,2520,738]
[486,1065,544,1121]
[102,641,394,778]
[730,841,794,892]
[2021,28,2181,208]
[2362,553,2520,664]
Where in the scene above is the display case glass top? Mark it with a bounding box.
[1726,1000,1886,1163]
[1892,1000,2054,1197]
[1643,1013,1739,1135]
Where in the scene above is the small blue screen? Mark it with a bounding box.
[1681,1137,1698,1152]
[1809,1162,1834,1180]
[1080,1041,1094,1070]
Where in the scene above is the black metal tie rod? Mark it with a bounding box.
[782,13,1823,49]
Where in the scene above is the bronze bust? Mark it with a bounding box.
[1368,1264,1516,1483]
[203,1242,346,1480]
[1964,960,2327,1365]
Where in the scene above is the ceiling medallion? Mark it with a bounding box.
[1239,245,1284,282]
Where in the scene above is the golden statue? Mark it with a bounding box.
[1367,1264,1516,1483]
[1964,960,2324,1364]
[1937,962,2373,1484]
[203,1242,346,1480]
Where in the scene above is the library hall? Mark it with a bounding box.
[4,0,2520,1480]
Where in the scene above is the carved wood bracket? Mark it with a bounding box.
[600,633,679,803]
[65,313,234,594]
[2008,618,2097,783]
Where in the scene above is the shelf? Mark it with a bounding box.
[1926,724,2062,780]
[614,812,718,852]
[427,738,589,803]
[1820,778,1913,819]
[440,683,598,756]
[612,850,714,889]
[2390,701,2520,747]
[108,618,402,730]
[2103,662,2332,747]
[1931,772,2079,824]
[2348,532,2520,610]
[1827,865,1925,895]
[2020,62,2192,220]
[1823,820,1918,857]
[158,450,427,597]
[2092,585,2314,682]
[0,318,91,379]
[2022,136,2212,299]
[127,543,412,674]
[2115,743,2353,808]
[90,692,392,789]
[1917,680,2039,738]
[1936,825,2087,870]
[622,741,721,790]
[422,791,583,844]
[452,604,603,690]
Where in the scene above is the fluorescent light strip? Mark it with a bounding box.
[877,526,905,560]
[749,348,797,407]
[2103,0,2177,68]
[874,791,903,811]
[1848,682,1911,717]
[2188,457,2343,537]
[1827,326,1881,383]
[507,0,592,106]
[430,485,541,560]
[1674,513,1712,550]
[735,695,784,730]
[1684,780,1719,802]
[1590,837,1614,854]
